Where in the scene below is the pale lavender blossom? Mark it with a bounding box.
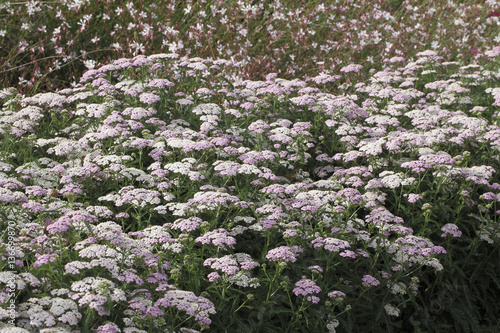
[405,193,423,203]
[328,290,346,299]
[167,217,203,232]
[70,277,126,316]
[204,256,240,275]
[441,223,462,237]
[24,186,48,196]
[340,64,363,73]
[401,160,432,173]
[290,95,316,106]
[239,102,255,110]
[154,290,216,326]
[248,120,270,134]
[59,184,83,195]
[269,128,293,144]
[122,107,156,120]
[365,207,404,224]
[307,296,320,304]
[207,272,221,282]
[116,269,144,285]
[47,210,98,234]
[21,200,45,213]
[340,250,357,258]
[362,275,380,287]
[196,87,215,96]
[97,323,121,333]
[265,245,302,263]
[185,191,248,212]
[0,188,28,203]
[147,79,175,88]
[32,254,58,268]
[293,279,321,303]
[337,188,363,204]
[480,192,499,201]
[311,237,350,252]
[195,229,236,247]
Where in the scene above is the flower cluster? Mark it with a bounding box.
[293,279,321,303]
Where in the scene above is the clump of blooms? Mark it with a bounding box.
[362,275,381,287]
[293,279,321,303]
[1,0,499,95]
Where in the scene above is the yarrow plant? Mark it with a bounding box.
[1,7,500,332]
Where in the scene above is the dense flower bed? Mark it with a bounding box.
[1,48,499,332]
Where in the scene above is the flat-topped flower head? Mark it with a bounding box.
[154,290,216,326]
[266,245,303,263]
[441,223,462,238]
[195,229,236,248]
[293,279,321,303]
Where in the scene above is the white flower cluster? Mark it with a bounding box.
[378,171,414,189]
[120,167,155,187]
[384,303,400,317]
[15,296,81,330]
[164,160,194,175]
[98,186,161,208]
[224,271,260,288]
[192,103,221,115]
[75,103,109,118]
